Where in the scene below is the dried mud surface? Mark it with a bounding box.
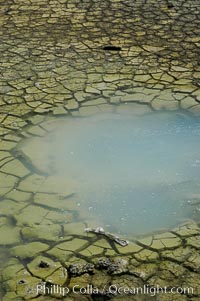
[0,0,200,300]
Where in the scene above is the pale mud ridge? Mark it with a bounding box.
[0,0,200,300]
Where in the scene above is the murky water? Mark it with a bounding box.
[21,112,200,235]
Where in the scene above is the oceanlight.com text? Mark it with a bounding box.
[106,284,194,296]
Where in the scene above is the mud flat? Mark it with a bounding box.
[0,0,200,300]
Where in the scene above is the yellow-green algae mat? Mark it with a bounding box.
[0,0,200,300]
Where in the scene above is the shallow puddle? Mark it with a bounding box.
[20,111,200,236]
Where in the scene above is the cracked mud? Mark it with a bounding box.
[0,0,200,300]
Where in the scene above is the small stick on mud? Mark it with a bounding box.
[85,227,129,247]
